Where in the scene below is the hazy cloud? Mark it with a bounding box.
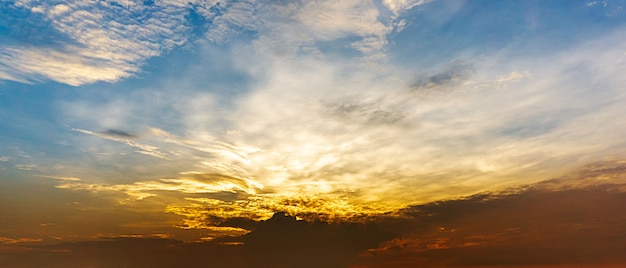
[15,164,36,171]
[322,98,406,126]
[56,172,263,202]
[410,60,475,93]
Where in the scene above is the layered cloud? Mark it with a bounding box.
[1,0,193,85]
[1,0,426,85]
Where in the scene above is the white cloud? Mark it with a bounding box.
[383,0,432,18]
[2,0,193,85]
[15,164,36,171]
[2,0,433,85]
[205,0,401,60]
[0,47,135,86]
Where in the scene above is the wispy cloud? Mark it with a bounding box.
[56,172,263,200]
[36,175,81,181]
[0,236,42,245]
[73,128,169,159]
[15,164,36,171]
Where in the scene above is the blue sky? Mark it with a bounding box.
[1,0,626,255]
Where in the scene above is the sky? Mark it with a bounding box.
[1,0,626,267]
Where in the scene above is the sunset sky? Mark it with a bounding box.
[1,0,626,267]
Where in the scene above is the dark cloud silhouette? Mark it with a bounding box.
[241,212,396,268]
[353,181,626,267]
[0,213,394,268]
[99,129,138,139]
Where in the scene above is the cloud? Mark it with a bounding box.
[56,172,263,201]
[322,98,407,126]
[2,0,425,85]
[99,129,138,139]
[353,160,626,267]
[36,175,81,181]
[1,0,195,85]
[56,24,626,220]
[383,0,433,18]
[15,164,36,171]
[201,1,259,44]
[241,212,395,268]
[0,236,42,245]
[0,46,139,86]
[0,214,394,268]
[410,60,475,93]
[73,128,169,159]
[8,159,626,267]
[9,3,626,252]
[166,192,398,230]
[204,0,409,60]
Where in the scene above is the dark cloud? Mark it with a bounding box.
[1,213,395,268]
[0,237,245,268]
[210,216,259,230]
[99,129,138,139]
[546,158,626,187]
[241,212,396,268]
[410,61,475,93]
[353,179,626,266]
[322,99,406,125]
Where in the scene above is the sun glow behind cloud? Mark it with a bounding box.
[41,23,626,232]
